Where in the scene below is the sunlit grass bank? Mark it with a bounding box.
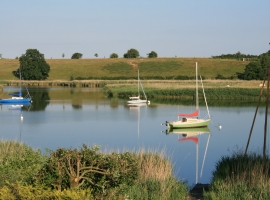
[0,58,248,81]
[203,151,270,199]
[0,140,189,199]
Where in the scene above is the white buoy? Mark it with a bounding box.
[218,125,222,130]
[21,114,23,121]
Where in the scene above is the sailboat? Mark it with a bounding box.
[166,62,210,129]
[127,70,150,105]
[0,65,32,104]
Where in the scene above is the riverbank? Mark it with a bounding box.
[0,79,265,102]
[0,79,263,88]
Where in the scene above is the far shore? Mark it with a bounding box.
[0,79,265,91]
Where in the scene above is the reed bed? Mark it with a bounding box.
[135,148,174,181]
[0,140,28,162]
[125,147,189,200]
[107,84,264,101]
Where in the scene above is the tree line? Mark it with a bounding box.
[70,48,158,59]
[212,51,258,60]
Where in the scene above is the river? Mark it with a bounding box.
[0,86,269,186]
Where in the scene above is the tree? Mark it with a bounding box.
[0,54,2,59]
[259,53,270,68]
[16,49,50,80]
[147,51,158,58]
[62,53,65,59]
[94,53,98,58]
[71,53,83,59]
[110,53,118,58]
[237,61,264,80]
[237,51,269,80]
[235,51,242,60]
[123,48,140,58]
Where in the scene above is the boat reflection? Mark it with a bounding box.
[127,103,148,138]
[1,103,30,141]
[165,127,211,184]
[1,102,31,110]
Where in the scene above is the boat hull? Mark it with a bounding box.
[0,98,31,104]
[127,99,150,104]
[167,118,211,129]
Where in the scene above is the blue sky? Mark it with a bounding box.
[1,1,269,59]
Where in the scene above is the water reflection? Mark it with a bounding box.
[30,90,50,111]
[127,104,147,138]
[165,127,211,184]
[1,103,31,142]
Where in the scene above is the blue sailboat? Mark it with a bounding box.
[0,66,32,104]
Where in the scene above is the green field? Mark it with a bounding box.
[0,58,248,81]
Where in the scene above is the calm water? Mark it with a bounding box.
[1,86,269,186]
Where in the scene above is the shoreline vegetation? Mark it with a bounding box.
[0,140,189,199]
[1,141,270,199]
[0,80,266,103]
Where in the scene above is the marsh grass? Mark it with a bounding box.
[135,148,174,181]
[106,81,263,101]
[204,151,270,199]
[102,147,189,199]
[125,148,188,200]
[0,140,28,161]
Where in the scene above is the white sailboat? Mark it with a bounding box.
[166,62,210,129]
[127,70,150,105]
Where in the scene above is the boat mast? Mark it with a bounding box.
[200,75,211,119]
[196,62,198,110]
[138,70,140,97]
[19,65,22,97]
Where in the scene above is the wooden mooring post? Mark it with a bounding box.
[245,62,270,157]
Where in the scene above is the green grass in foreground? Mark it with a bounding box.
[203,151,270,200]
[0,140,188,200]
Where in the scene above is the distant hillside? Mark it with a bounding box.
[0,58,248,81]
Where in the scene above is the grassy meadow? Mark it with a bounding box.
[0,57,248,81]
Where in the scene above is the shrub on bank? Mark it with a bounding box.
[0,141,189,199]
[0,141,46,187]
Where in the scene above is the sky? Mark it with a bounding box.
[1,1,269,59]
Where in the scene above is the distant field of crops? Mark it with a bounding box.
[0,58,248,81]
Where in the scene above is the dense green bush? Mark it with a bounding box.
[0,141,46,187]
[34,144,139,196]
[0,141,189,199]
